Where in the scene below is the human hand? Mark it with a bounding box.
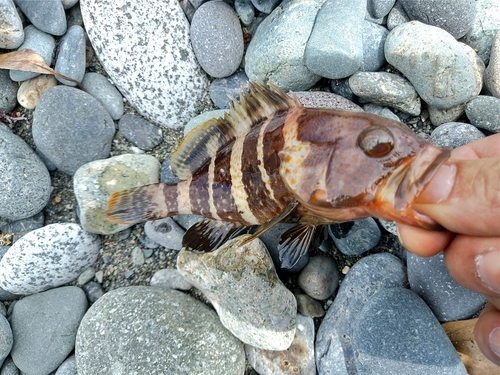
[397,132,500,365]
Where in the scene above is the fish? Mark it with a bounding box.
[106,82,450,268]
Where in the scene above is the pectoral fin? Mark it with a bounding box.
[182,219,250,252]
[278,224,325,269]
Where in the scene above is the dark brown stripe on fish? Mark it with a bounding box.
[162,183,179,216]
[189,173,212,217]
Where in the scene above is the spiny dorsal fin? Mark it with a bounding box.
[171,81,302,180]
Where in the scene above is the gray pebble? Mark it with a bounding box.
[138,234,160,249]
[55,25,86,86]
[190,1,244,78]
[234,0,255,26]
[0,70,18,113]
[61,0,78,9]
[428,105,467,127]
[363,103,401,121]
[81,281,104,303]
[465,95,500,133]
[144,218,185,250]
[10,286,88,375]
[0,357,19,375]
[131,246,145,266]
[328,218,381,256]
[82,72,124,120]
[250,0,281,13]
[295,293,325,317]
[361,21,388,72]
[150,268,193,291]
[387,1,409,30]
[209,71,249,109]
[160,156,181,183]
[67,3,83,28]
[14,0,66,36]
[0,0,24,49]
[294,90,362,111]
[183,109,228,136]
[430,122,485,148]
[0,125,51,221]
[77,267,96,286]
[367,0,396,18]
[0,212,44,238]
[32,85,115,175]
[118,114,163,150]
[172,214,204,231]
[349,71,421,115]
[298,255,339,300]
[0,315,12,368]
[400,0,476,39]
[305,0,365,79]
[330,78,355,101]
[54,355,76,375]
[486,30,500,98]
[408,251,486,321]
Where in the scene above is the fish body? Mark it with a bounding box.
[107,82,449,267]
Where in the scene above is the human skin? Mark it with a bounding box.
[397,132,500,365]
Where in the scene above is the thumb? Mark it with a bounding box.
[413,158,500,236]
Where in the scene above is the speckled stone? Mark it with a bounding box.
[430,122,485,148]
[82,72,124,120]
[80,0,208,129]
[118,114,163,150]
[14,0,66,36]
[144,218,185,250]
[209,71,249,109]
[293,91,362,111]
[465,95,500,133]
[0,69,18,112]
[0,0,24,49]
[298,256,339,300]
[486,30,500,98]
[0,314,12,368]
[150,268,193,291]
[73,154,160,234]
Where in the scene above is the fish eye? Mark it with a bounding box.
[357,127,395,157]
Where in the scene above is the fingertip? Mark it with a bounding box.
[396,223,453,257]
[475,302,500,366]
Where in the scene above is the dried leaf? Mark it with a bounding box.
[442,318,500,374]
[0,48,82,88]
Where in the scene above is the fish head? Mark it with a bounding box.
[279,109,450,229]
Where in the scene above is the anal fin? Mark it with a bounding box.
[278,224,325,269]
[182,219,251,252]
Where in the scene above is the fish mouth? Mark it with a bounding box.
[375,144,451,229]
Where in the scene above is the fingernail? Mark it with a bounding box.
[416,164,456,204]
[489,328,500,357]
[476,248,500,294]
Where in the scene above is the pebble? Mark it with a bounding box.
[0,125,51,221]
[295,293,325,318]
[461,0,500,64]
[54,355,77,375]
[316,253,407,375]
[486,30,500,98]
[0,357,18,375]
[430,122,485,149]
[0,0,24,49]
[160,156,181,183]
[465,95,500,133]
[328,218,381,256]
[81,72,124,120]
[0,223,100,294]
[407,252,486,321]
[387,1,409,30]
[0,70,18,113]
[251,0,281,13]
[75,286,245,374]
[16,75,58,110]
[177,235,297,350]
[245,313,316,375]
[367,0,395,19]
[400,0,476,39]
[80,0,209,129]
[73,154,160,234]
[0,314,12,368]
[361,21,388,72]
[305,0,365,79]
[298,256,339,300]
[245,0,323,91]
[131,246,145,266]
[117,114,163,150]
[54,25,86,86]
[61,0,79,9]
[209,71,249,109]
[144,218,185,250]
[190,1,244,78]
[349,71,421,115]
[363,103,401,121]
[353,287,468,374]
[385,21,476,109]
[9,25,56,82]
[150,268,193,291]
[10,286,88,374]
[330,78,355,101]
[32,85,115,174]
[294,90,362,111]
[81,281,104,303]
[14,0,67,36]
[235,0,255,26]
[76,267,96,286]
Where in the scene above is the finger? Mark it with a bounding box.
[396,223,454,257]
[474,302,500,366]
[414,157,500,236]
[451,133,500,160]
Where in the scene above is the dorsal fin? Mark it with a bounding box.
[170,81,302,180]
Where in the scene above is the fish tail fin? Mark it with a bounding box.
[106,183,177,224]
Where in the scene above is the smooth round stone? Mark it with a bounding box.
[10,287,88,375]
[250,0,281,13]
[0,357,18,375]
[486,30,500,98]
[430,122,485,148]
[328,218,381,256]
[118,114,163,150]
[32,85,115,175]
[0,125,51,221]
[14,0,67,36]
[235,0,255,26]
[17,75,58,110]
[245,0,323,91]
[81,281,104,303]
[54,25,86,86]
[54,355,76,375]
[407,251,486,321]
[352,288,467,374]
[9,25,56,82]
[361,21,388,72]
[209,71,249,109]
[76,267,95,286]
[400,0,476,39]
[385,21,476,109]
[305,0,365,79]
[82,72,124,120]
[461,0,500,64]
[387,1,410,30]
[61,0,79,9]
[183,109,229,136]
[0,0,24,48]
[465,95,500,133]
[296,293,325,317]
[0,314,12,368]
[298,256,339,300]
[191,1,243,78]
[75,286,245,375]
[80,0,209,129]
[73,154,160,234]
[367,0,396,18]
[0,224,100,294]
[144,218,185,250]
[0,69,18,113]
[150,268,193,291]
[349,72,421,115]
[294,90,362,111]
